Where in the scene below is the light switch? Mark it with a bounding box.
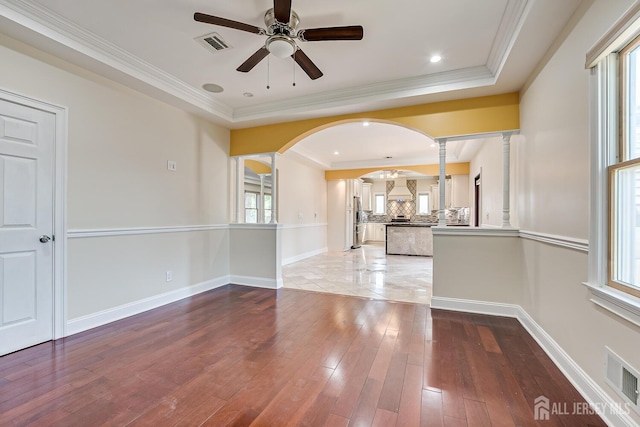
[167,160,177,171]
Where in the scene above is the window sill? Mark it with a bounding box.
[583,282,640,328]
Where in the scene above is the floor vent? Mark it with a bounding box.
[195,32,232,54]
[605,347,640,414]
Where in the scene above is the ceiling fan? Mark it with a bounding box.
[194,0,364,80]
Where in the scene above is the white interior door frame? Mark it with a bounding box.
[0,87,68,340]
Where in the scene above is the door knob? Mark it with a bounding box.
[39,235,51,243]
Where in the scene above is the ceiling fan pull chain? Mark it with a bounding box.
[267,55,270,90]
[293,49,296,87]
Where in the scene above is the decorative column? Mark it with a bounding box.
[438,138,447,226]
[270,153,278,224]
[502,132,512,228]
[236,157,244,223]
[259,174,265,223]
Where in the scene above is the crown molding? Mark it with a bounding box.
[486,0,531,76]
[232,65,496,122]
[0,0,233,120]
[0,0,529,125]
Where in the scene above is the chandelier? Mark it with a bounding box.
[379,170,399,179]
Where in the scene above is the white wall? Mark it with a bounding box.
[450,175,470,208]
[277,151,328,263]
[434,1,640,425]
[518,1,639,424]
[327,180,349,251]
[0,35,231,324]
[469,137,514,227]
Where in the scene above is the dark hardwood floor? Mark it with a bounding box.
[0,285,605,426]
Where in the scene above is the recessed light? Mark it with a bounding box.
[202,83,224,93]
[333,151,339,155]
[243,92,254,98]
[363,121,370,127]
[430,55,442,63]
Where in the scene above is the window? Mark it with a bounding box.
[264,194,272,223]
[245,192,258,223]
[374,193,385,215]
[612,37,640,297]
[245,192,272,223]
[587,7,640,325]
[418,193,430,214]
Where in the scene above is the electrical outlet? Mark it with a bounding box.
[167,160,177,171]
[166,271,173,282]
[298,212,304,219]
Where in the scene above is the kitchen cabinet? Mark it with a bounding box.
[366,223,385,241]
[362,183,372,211]
[365,223,374,242]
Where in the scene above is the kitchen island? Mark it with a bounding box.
[385,223,434,256]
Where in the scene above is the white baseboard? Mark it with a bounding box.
[431,296,637,427]
[282,247,328,266]
[230,275,282,289]
[431,296,521,318]
[66,275,230,336]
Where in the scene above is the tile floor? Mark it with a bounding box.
[282,243,432,305]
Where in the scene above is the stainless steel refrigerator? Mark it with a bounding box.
[351,196,365,249]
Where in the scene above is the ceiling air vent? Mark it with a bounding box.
[605,347,640,414]
[195,32,232,54]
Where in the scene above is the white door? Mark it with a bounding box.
[0,98,55,356]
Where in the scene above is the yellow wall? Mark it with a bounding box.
[230,92,520,156]
[324,163,470,180]
[244,159,272,175]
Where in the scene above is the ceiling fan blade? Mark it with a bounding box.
[237,47,270,72]
[292,48,323,80]
[194,12,263,35]
[298,26,364,42]
[273,0,292,23]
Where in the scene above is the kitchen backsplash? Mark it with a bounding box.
[386,179,416,219]
[363,178,469,224]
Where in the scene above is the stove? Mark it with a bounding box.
[390,216,411,223]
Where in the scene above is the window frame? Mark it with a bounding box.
[244,191,259,223]
[373,193,386,215]
[586,32,640,326]
[608,36,640,298]
[417,192,431,215]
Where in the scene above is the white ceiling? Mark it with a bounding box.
[0,0,583,170]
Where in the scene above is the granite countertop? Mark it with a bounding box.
[384,222,437,227]
[381,222,470,227]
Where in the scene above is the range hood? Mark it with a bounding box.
[387,178,413,201]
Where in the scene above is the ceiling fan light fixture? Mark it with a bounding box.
[266,35,296,58]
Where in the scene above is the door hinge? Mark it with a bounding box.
[52,235,55,242]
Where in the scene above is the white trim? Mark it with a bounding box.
[66,276,230,336]
[583,282,640,328]
[431,297,638,427]
[67,224,228,238]
[519,230,589,252]
[0,0,233,121]
[282,247,328,266]
[228,223,281,230]
[233,66,496,122]
[431,296,521,318]
[486,0,530,76]
[230,275,282,289]
[586,2,640,68]
[432,226,520,237]
[280,223,328,230]
[0,88,68,340]
[0,0,527,125]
